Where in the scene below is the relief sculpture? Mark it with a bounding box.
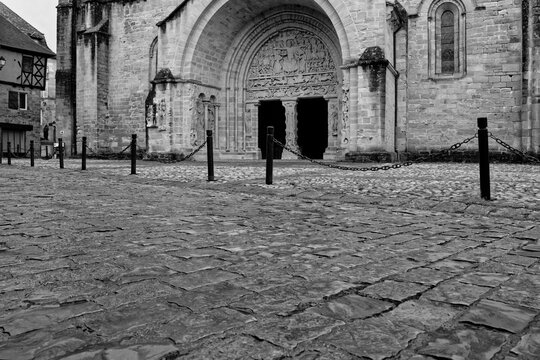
[246,30,338,100]
[341,87,350,146]
[208,104,215,132]
[191,96,206,146]
[329,101,338,136]
[146,104,156,127]
[283,101,298,151]
[156,99,167,131]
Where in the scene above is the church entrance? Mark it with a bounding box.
[258,100,286,159]
[297,97,328,159]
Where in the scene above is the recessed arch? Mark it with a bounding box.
[179,0,352,81]
[223,9,342,94]
[415,0,475,15]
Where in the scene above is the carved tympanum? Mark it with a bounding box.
[247,30,338,100]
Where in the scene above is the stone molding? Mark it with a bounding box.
[412,0,476,15]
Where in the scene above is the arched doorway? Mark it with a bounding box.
[258,100,286,159]
[297,97,328,159]
[245,27,339,159]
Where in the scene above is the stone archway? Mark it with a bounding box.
[169,1,346,158]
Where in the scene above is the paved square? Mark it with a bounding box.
[0,159,539,359]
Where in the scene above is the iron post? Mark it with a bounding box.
[478,117,491,200]
[30,141,34,167]
[7,142,11,165]
[59,138,64,169]
[131,134,137,175]
[82,137,87,171]
[266,126,274,185]
[207,130,215,181]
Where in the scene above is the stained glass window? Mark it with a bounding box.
[440,10,455,74]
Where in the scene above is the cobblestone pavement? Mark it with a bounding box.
[1,158,539,359]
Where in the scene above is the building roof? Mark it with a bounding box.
[0,1,55,56]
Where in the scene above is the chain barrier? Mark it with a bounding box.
[8,148,31,159]
[82,143,136,160]
[119,143,133,154]
[413,133,478,162]
[156,140,208,163]
[272,138,413,171]
[488,133,540,164]
[272,133,481,171]
[85,144,98,155]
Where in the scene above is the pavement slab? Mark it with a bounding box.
[359,280,429,302]
[421,279,492,306]
[511,324,540,358]
[459,299,538,333]
[319,317,423,360]
[307,294,394,321]
[385,299,461,331]
[419,327,509,360]
[488,273,540,310]
[246,312,344,350]
[1,160,539,359]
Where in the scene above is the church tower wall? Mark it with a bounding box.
[403,0,524,153]
[56,0,539,159]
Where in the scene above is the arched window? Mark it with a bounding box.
[440,11,455,73]
[149,37,158,83]
[428,0,466,78]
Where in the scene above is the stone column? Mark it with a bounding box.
[253,102,260,156]
[282,99,299,159]
[203,100,210,132]
[244,101,259,153]
[324,97,340,159]
[214,104,220,149]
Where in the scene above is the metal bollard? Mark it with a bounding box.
[30,141,34,167]
[131,134,137,175]
[58,138,64,169]
[16,144,20,155]
[477,117,491,200]
[82,137,87,171]
[207,130,215,181]
[266,126,274,185]
[7,142,11,165]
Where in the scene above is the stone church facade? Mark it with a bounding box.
[56,0,540,160]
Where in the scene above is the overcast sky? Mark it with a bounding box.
[2,0,57,52]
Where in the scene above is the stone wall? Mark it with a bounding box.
[105,0,178,152]
[403,0,523,152]
[0,85,42,152]
[56,0,76,155]
[55,0,539,158]
[523,0,540,153]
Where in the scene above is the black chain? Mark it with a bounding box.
[273,133,480,170]
[156,140,208,163]
[85,144,98,155]
[414,133,478,162]
[272,138,413,171]
[489,133,540,164]
[8,148,31,159]
[83,143,134,160]
[119,143,132,154]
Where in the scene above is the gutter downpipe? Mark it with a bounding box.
[393,23,402,160]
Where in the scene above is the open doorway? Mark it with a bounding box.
[297,97,328,159]
[258,100,286,159]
